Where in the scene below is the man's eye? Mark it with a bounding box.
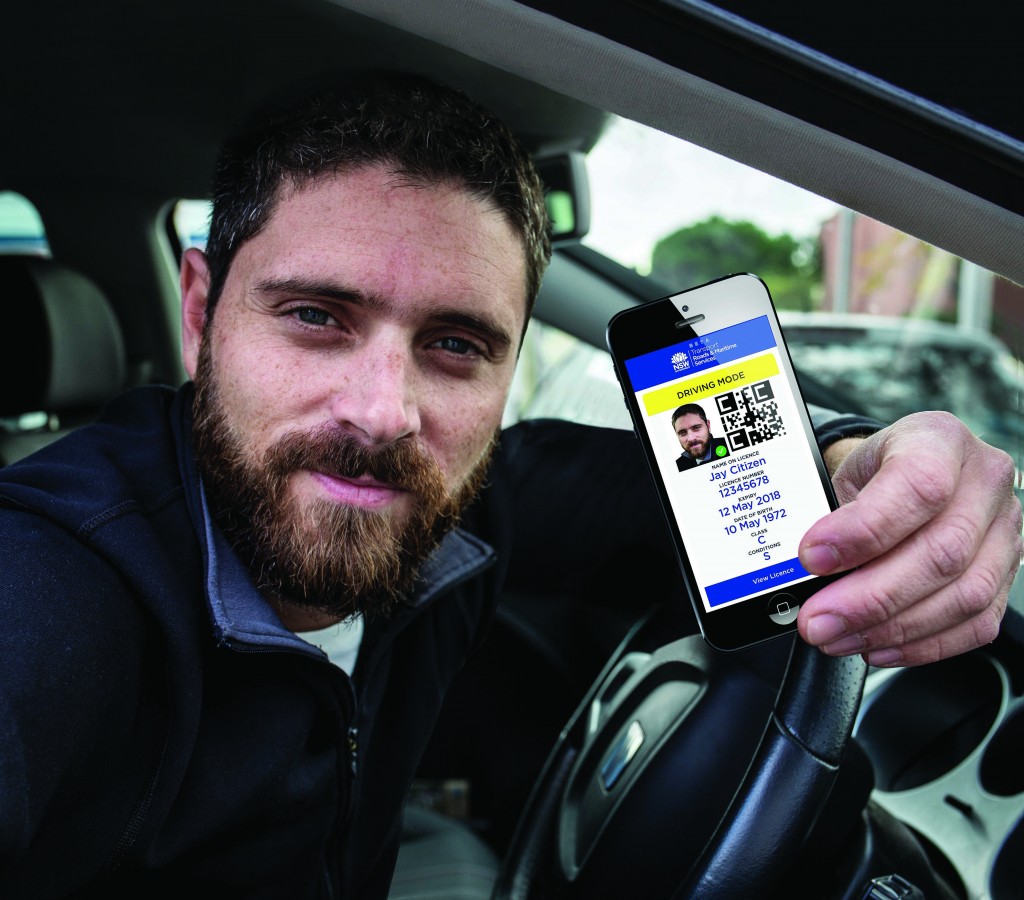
[293,307,333,327]
[434,336,479,355]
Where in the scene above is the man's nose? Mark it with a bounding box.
[329,341,421,445]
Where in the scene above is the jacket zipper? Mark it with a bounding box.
[347,725,359,777]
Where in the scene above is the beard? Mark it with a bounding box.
[190,341,496,621]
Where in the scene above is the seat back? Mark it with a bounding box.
[0,255,126,464]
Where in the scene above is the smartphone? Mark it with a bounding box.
[606,273,843,651]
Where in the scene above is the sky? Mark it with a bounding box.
[581,116,841,273]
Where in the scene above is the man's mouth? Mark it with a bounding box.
[307,470,408,508]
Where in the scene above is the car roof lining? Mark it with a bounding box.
[0,1,605,205]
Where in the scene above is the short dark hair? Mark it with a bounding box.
[672,404,709,427]
[204,74,551,319]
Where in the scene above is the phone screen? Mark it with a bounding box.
[623,313,832,615]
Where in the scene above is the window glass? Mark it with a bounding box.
[504,319,631,430]
[512,115,1024,471]
[582,117,838,285]
[0,191,49,256]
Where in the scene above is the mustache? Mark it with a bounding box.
[265,426,446,495]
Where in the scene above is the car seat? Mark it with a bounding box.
[0,255,126,465]
[391,804,501,899]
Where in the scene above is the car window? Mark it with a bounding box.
[510,115,1024,470]
[0,191,49,256]
[504,319,631,430]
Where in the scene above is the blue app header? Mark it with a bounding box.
[624,315,776,392]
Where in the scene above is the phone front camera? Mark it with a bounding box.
[681,305,689,312]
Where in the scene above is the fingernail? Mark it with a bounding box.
[824,634,865,656]
[801,543,840,575]
[866,648,903,668]
[806,613,847,645]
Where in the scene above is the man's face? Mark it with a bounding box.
[675,413,712,458]
[180,166,527,625]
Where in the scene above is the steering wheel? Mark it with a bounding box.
[492,605,866,899]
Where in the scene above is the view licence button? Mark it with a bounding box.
[768,593,799,626]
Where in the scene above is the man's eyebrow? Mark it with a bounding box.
[253,277,513,351]
[253,276,376,307]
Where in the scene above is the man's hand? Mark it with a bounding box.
[797,411,1023,667]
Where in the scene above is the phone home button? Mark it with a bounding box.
[768,593,800,626]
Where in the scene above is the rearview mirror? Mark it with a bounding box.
[535,151,590,244]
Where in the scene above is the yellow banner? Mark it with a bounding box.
[642,353,780,417]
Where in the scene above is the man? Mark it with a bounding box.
[673,403,730,470]
[0,76,1020,897]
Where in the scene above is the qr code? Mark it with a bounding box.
[714,379,786,451]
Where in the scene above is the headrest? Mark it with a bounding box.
[0,256,126,417]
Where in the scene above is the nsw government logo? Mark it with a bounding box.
[670,351,690,372]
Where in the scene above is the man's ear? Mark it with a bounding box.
[180,247,212,380]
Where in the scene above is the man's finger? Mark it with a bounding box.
[806,486,1018,629]
[861,602,1008,668]
[801,416,1013,576]
[798,503,1020,662]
